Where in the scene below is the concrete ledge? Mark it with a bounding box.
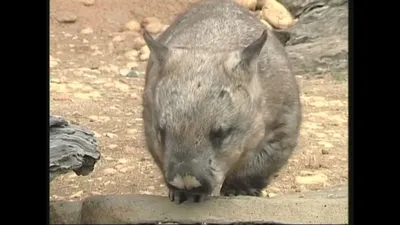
[50,186,348,224]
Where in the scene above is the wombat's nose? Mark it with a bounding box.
[168,173,202,190]
[166,162,213,192]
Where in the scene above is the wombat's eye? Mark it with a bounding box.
[210,127,233,148]
[157,127,166,145]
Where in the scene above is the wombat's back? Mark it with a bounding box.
[156,0,272,51]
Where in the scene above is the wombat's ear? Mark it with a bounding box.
[240,29,268,68]
[143,30,169,65]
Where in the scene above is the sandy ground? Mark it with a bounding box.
[49,0,348,202]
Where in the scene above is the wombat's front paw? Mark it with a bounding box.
[168,188,209,204]
[220,181,263,197]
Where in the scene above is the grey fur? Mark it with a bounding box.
[142,0,302,204]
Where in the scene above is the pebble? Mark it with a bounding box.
[321,149,330,155]
[124,50,139,59]
[141,17,161,28]
[145,22,163,34]
[295,172,328,185]
[104,132,118,139]
[69,190,84,198]
[81,0,95,6]
[108,144,118,149]
[112,35,125,42]
[139,53,150,61]
[118,158,128,164]
[103,168,117,175]
[120,68,141,77]
[80,27,94,34]
[125,20,141,32]
[56,12,77,23]
[133,36,146,50]
[126,61,139,69]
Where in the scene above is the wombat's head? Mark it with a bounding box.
[144,30,268,195]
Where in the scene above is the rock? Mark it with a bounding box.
[80,27,93,34]
[117,158,128,164]
[141,17,161,28]
[49,115,100,182]
[103,168,117,175]
[81,0,95,6]
[144,22,163,34]
[161,24,169,33]
[69,190,84,199]
[115,81,130,91]
[261,0,296,29]
[77,193,347,224]
[284,1,348,76]
[256,0,264,10]
[318,141,334,148]
[124,50,139,60]
[139,53,150,61]
[139,45,150,55]
[235,0,257,10]
[139,45,150,61]
[133,36,146,50]
[126,61,138,69]
[260,19,273,29]
[321,149,330,155]
[119,68,131,76]
[56,12,77,23]
[112,35,125,42]
[125,20,141,32]
[108,144,118,149]
[50,201,82,224]
[50,55,60,68]
[104,132,118,139]
[295,172,328,185]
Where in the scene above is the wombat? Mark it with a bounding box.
[142,0,302,204]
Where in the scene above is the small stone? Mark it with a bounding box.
[124,50,139,59]
[141,17,161,28]
[103,168,117,175]
[117,158,128,164]
[267,192,277,198]
[139,45,150,55]
[139,191,153,195]
[108,144,118,149]
[295,173,328,185]
[69,190,84,198]
[119,68,131,76]
[50,55,60,68]
[112,35,125,42]
[145,22,163,34]
[126,61,138,69]
[115,81,130,91]
[81,0,95,6]
[104,132,118,139]
[235,0,257,11]
[133,36,146,50]
[161,25,169,33]
[52,95,70,101]
[139,53,150,61]
[120,68,140,77]
[56,12,77,23]
[318,141,334,148]
[148,186,155,190]
[321,149,330,155]
[125,20,141,32]
[80,27,94,34]
[119,168,129,173]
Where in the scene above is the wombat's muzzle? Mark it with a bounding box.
[165,161,215,194]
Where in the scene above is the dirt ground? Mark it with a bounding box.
[49,0,348,202]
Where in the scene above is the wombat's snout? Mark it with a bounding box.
[166,161,214,194]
